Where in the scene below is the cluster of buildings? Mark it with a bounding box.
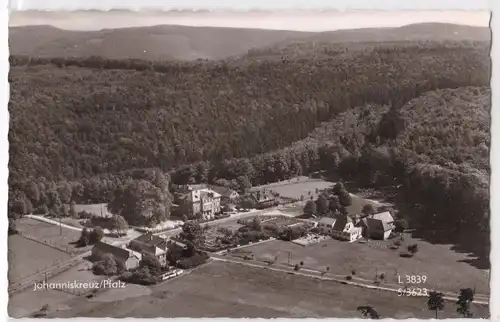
[172,184,280,220]
[91,232,188,270]
[316,211,395,242]
[172,184,240,220]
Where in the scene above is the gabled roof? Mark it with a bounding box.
[93,241,131,260]
[372,211,394,223]
[332,216,348,231]
[131,232,166,247]
[318,217,337,226]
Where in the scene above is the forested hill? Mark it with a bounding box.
[9,41,490,186]
[9,22,490,61]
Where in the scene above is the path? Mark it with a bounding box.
[210,254,489,305]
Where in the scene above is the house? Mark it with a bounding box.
[175,187,222,220]
[128,232,169,266]
[91,241,142,270]
[318,216,362,242]
[359,211,395,240]
[249,190,277,209]
[208,185,240,204]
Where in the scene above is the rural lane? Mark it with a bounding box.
[210,254,489,306]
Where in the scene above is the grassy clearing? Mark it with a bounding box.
[74,203,112,217]
[239,238,489,295]
[8,235,72,284]
[15,218,88,254]
[251,176,334,200]
[47,261,488,318]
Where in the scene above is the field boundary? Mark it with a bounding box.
[16,231,78,255]
[211,255,489,306]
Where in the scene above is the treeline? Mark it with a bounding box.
[9,40,490,185]
[9,87,490,246]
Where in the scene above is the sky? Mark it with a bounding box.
[9,10,491,32]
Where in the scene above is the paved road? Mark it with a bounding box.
[210,254,489,305]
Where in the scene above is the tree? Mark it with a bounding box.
[407,244,419,256]
[249,216,262,231]
[78,228,91,247]
[357,306,380,319]
[362,204,375,216]
[110,214,129,234]
[93,253,118,276]
[456,288,474,318]
[69,201,77,218]
[140,253,163,275]
[303,200,317,216]
[8,218,18,235]
[328,195,341,213]
[236,175,252,193]
[90,226,105,244]
[427,291,445,319]
[394,219,409,233]
[315,195,329,215]
[108,179,172,227]
[180,221,204,246]
[25,182,40,206]
[333,182,346,195]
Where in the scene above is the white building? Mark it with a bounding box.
[318,216,362,242]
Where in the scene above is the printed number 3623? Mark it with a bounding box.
[398,288,428,297]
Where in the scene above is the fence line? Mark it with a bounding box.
[16,232,77,256]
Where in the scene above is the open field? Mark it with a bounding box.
[74,203,112,217]
[8,235,72,285]
[15,217,88,254]
[8,283,77,318]
[251,176,334,200]
[237,238,489,295]
[46,261,488,318]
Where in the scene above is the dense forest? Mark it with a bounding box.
[8,40,491,250]
[9,40,489,183]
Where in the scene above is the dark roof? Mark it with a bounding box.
[332,216,348,231]
[129,232,168,252]
[93,241,131,260]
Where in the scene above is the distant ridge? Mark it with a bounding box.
[9,23,490,61]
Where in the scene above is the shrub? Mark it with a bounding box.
[351,269,356,275]
[294,264,300,271]
[177,253,209,269]
[140,253,163,275]
[121,267,160,285]
[300,261,304,266]
[400,252,413,258]
[90,226,105,244]
[407,243,419,255]
[92,254,118,276]
[346,275,353,281]
[78,211,94,219]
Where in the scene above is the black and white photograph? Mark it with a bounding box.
[6,8,491,319]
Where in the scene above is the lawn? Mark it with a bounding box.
[46,261,489,318]
[251,176,334,200]
[8,235,72,285]
[74,203,112,217]
[238,238,490,296]
[15,218,88,254]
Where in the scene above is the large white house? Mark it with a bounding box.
[318,216,362,242]
[176,186,222,220]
